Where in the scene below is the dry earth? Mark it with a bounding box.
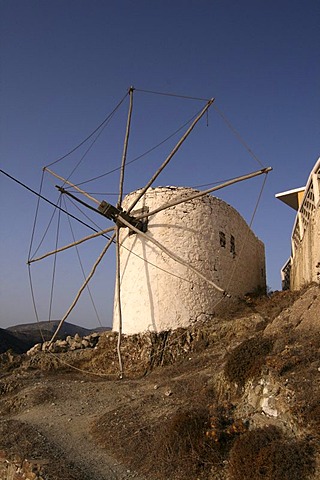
[0,284,319,480]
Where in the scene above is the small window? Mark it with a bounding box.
[230,235,236,255]
[219,231,226,247]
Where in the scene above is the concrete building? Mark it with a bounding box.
[113,187,266,334]
[276,158,320,290]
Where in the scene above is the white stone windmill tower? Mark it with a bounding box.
[113,185,267,335]
[28,87,271,376]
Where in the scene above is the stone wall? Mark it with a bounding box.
[113,187,266,334]
[26,332,100,355]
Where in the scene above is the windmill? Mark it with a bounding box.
[27,87,272,377]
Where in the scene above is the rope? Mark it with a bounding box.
[72,109,201,188]
[210,172,270,314]
[225,173,269,292]
[64,195,108,232]
[64,197,104,329]
[45,91,128,168]
[76,175,253,196]
[27,265,46,344]
[134,87,211,102]
[134,167,272,220]
[28,170,45,261]
[49,233,116,343]
[127,99,215,214]
[29,227,115,264]
[29,198,60,262]
[213,104,265,168]
[62,106,120,185]
[0,169,114,259]
[47,198,61,322]
[44,168,100,205]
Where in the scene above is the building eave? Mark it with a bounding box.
[275,187,305,211]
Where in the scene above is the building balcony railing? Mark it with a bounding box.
[291,159,320,256]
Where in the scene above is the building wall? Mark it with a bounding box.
[290,206,320,290]
[286,158,320,290]
[113,187,266,334]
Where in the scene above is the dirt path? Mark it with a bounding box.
[9,374,150,479]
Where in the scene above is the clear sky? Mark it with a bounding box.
[1,0,319,329]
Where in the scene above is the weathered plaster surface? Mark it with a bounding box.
[113,187,266,334]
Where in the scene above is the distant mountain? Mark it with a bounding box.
[1,321,111,354]
[0,328,30,354]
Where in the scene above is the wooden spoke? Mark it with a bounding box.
[49,232,116,343]
[28,226,115,264]
[134,167,272,220]
[45,168,100,205]
[127,98,215,214]
[117,87,134,209]
[115,225,124,378]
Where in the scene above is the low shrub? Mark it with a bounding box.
[224,335,273,388]
[147,406,210,478]
[228,425,316,480]
[144,403,248,479]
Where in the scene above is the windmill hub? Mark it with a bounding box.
[98,200,146,232]
[56,185,146,232]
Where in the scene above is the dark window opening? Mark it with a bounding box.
[219,231,226,247]
[230,235,236,256]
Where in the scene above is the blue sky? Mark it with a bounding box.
[1,0,319,329]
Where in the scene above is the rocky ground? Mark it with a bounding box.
[0,284,319,480]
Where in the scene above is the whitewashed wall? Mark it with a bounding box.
[113,187,266,334]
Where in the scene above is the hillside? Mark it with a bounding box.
[0,328,30,355]
[1,321,110,354]
[0,284,319,480]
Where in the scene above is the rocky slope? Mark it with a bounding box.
[0,284,319,480]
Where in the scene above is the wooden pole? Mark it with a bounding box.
[115,226,124,378]
[117,87,134,209]
[28,226,115,264]
[45,168,100,205]
[127,98,215,213]
[49,232,116,343]
[135,167,272,219]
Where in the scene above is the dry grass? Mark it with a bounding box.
[228,425,316,480]
[267,331,320,432]
[224,335,273,389]
[147,406,211,479]
[92,394,248,479]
